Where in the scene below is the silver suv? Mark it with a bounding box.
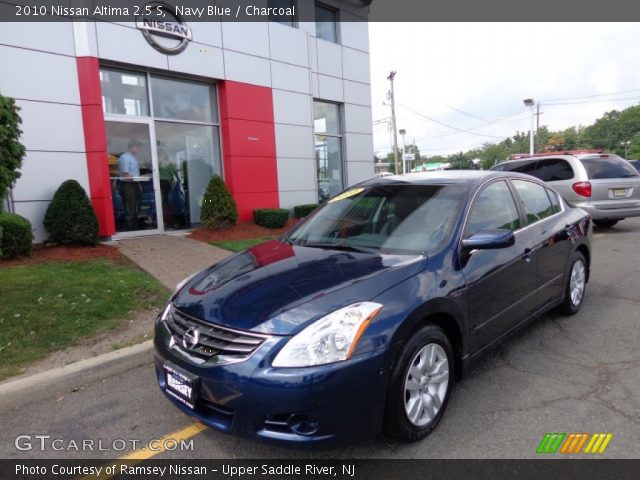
[492,153,640,228]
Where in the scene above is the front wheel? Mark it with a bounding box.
[384,325,453,441]
[558,251,587,315]
[593,219,619,228]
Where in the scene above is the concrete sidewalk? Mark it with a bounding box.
[116,233,232,290]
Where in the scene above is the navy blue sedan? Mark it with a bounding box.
[154,171,592,446]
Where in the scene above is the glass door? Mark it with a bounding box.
[105,120,162,235]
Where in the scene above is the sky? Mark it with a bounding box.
[369,23,640,158]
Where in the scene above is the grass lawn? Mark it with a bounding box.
[0,260,169,381]
[209,237,274,252]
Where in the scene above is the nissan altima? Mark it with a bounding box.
[154,171,592,446]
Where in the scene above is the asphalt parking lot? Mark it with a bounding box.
[1,218,639,459]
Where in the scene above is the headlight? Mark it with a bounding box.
[160,303,174,322]
[272,302,383,367]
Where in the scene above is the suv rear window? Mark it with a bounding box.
[580,157,639,179]
[493,160,538,175]
[535,158,574,181]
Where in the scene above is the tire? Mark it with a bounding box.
[593,219,619,228]
[384,325,453,442]
[558,251,587,315]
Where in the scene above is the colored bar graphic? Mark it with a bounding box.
[537,433,613,454]
[537,433,566,453]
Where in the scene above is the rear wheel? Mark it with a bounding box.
[593,219,619,228]
[558,251,587,315]
[384,325,453,441]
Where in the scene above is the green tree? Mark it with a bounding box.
[0,94,26,210]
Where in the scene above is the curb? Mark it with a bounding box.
[0,340,154,411]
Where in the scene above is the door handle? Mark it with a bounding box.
[522,248,534,262]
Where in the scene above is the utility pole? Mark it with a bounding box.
[535,103,543,152]
[387,71,399,174]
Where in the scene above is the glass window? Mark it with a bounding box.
[314,101,341,134]
[314,101,343,203]
[512,180,555,224]
[151,76,217,123]
[100,68,149,116]
[268,0,296,25]
[155,122,222,228]
[580,157,640,179]
[546,188,561,214]
[315,3,338,43]
[467,181,521,234]
[535,158,574,181]
[493,159,538,176]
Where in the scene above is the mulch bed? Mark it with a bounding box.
[188,219,299,243]
[0,244,125,268]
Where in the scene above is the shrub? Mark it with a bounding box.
[0,212,33,259]
[44,180,99,245]
[0,224,3,258]
[254,208,289,229]
[200,176,238,230]
[293,203,319,218]
[0,94,26,204]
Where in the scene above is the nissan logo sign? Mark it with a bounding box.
[136,1,192,55]
[182,327,200,350]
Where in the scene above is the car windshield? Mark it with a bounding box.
[285,183,468,255]
[579,157,640,179]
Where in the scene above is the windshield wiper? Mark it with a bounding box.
[296,242,378,253]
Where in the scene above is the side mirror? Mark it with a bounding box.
[462,229,515,251]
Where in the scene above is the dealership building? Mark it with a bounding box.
[0,2,374,241]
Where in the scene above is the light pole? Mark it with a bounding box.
[523,98,535,155]
[399,128,406,174]
[621,140,631,158]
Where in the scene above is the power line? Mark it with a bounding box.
[543,88,640,103]
[544,95,640,106]
[398,103,508,139]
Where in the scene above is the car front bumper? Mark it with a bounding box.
[153,318,390,447]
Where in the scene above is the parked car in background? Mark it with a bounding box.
[628,159,640,172]
[154,171,592,446]
[492,151,640,228]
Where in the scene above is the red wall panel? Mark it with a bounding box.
[76,57,114,237]
[218,81,279,221]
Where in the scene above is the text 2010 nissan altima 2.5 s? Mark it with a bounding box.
[154,171,592,446]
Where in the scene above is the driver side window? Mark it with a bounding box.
[467,181,521,235]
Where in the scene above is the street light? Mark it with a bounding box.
[620,140,631,158]
[523,98,535,155]
[399,128,406,173]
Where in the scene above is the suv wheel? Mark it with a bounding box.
[384,325,453,441]
[593,219,619,228]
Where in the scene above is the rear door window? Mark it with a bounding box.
[534,158,574,181]
[546,188,561,214]
[580,157,640,179]
[512,180,555,224]
[493,160,538,176]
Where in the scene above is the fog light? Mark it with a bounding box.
[287,415,320,436]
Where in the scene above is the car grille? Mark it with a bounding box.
[166,308,269,362]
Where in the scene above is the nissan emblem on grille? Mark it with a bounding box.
[182,327,200,350]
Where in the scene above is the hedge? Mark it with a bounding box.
[293,203,319,218]
[44,180,99,245]
[0,224,3,258]
[253,208,289,229]
[0,212,33,259]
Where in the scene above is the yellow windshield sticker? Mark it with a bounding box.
[328,187,365,203]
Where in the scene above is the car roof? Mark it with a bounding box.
[362,170,533,187]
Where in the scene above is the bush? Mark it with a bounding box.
[293,203,319,218]
[0,212,33,259]
[0,94,26,204]
[200,176,238,230]
[0,224,3,258]
[254,208,289,228]
[44,180,99,245]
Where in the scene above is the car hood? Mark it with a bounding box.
[172,240,426,335]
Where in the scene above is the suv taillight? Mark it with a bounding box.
[572,181,592,197]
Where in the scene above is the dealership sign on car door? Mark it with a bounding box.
[136,1,192,54]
